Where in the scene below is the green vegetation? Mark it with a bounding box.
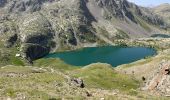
[0,62,169,99]
[0,63,141,99]
[122,55,170,69]
[122,57,154,68]
[0,51,24,66]
[116,28,129,39]
[0,66,65,99]
[135,16,151,31]
[0,41,25,67]
[71,63,139,92]
[34,58,78,71]
[96,26,110,39]
[78,26,98,43]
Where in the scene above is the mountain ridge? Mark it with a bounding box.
[152,3,170,25]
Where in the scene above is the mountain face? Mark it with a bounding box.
[152,3,170,24]
[0,0,169,60]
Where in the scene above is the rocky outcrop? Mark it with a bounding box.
[138,8,165,26]
[21,43,50,61]
[3,0,55,13]
[19,13,53,43]
[18,12,54,60]
[94,0,136,22]
[92,0,165,26]
[70,78,85,88]
[5,34,18,47]
[143,60,170,96]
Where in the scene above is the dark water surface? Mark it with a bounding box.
[45,46,156,67]
[151,34,170,38]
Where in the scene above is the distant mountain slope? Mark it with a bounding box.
[152,3,170,24]
[0,0,169,60]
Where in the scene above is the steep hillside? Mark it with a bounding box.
[153,3,170,24]
[0,0,169,61]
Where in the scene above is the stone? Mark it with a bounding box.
[15,53,21,57]
[71,78,85,88]
[165,68,170,75]
[86,91,92,97]
[100,98,105,100]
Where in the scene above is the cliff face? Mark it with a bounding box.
[0,0,169,60]
[88,0,165,25]
[93,0,137,23]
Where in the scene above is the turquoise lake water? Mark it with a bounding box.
[45,46,156,67]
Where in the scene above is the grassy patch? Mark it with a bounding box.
[0,66,65,99]
[34,58,78,71]
[122,57,153,68]
[96,26,110,39]
[0,52,24,66]
[0,40,25,67]
[116,28,129,39]
[122,55,170,69]
[11,57,25,66]
[28,90,51,100]
[70,63,140,92]
[0,66,31,73]
[29,72,65,83]
[4,88,17,97]
[135,16,151,31]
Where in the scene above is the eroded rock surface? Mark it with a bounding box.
[143,60,170,96]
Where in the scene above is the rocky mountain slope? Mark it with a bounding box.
[152,3,170,24]
[0,0,169,61]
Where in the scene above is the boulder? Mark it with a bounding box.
[70,78,85,88]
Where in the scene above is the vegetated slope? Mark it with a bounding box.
[0,60,168,99]
[0,0,169,61]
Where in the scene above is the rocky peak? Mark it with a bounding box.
[0,0,55,13]
[93,0,136,22]
[90,0,166,26]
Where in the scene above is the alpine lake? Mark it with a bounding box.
[45,46,156,67]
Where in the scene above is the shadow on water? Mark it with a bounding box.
[151,34,170,38]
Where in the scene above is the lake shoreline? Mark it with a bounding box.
[45,46,156,67]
